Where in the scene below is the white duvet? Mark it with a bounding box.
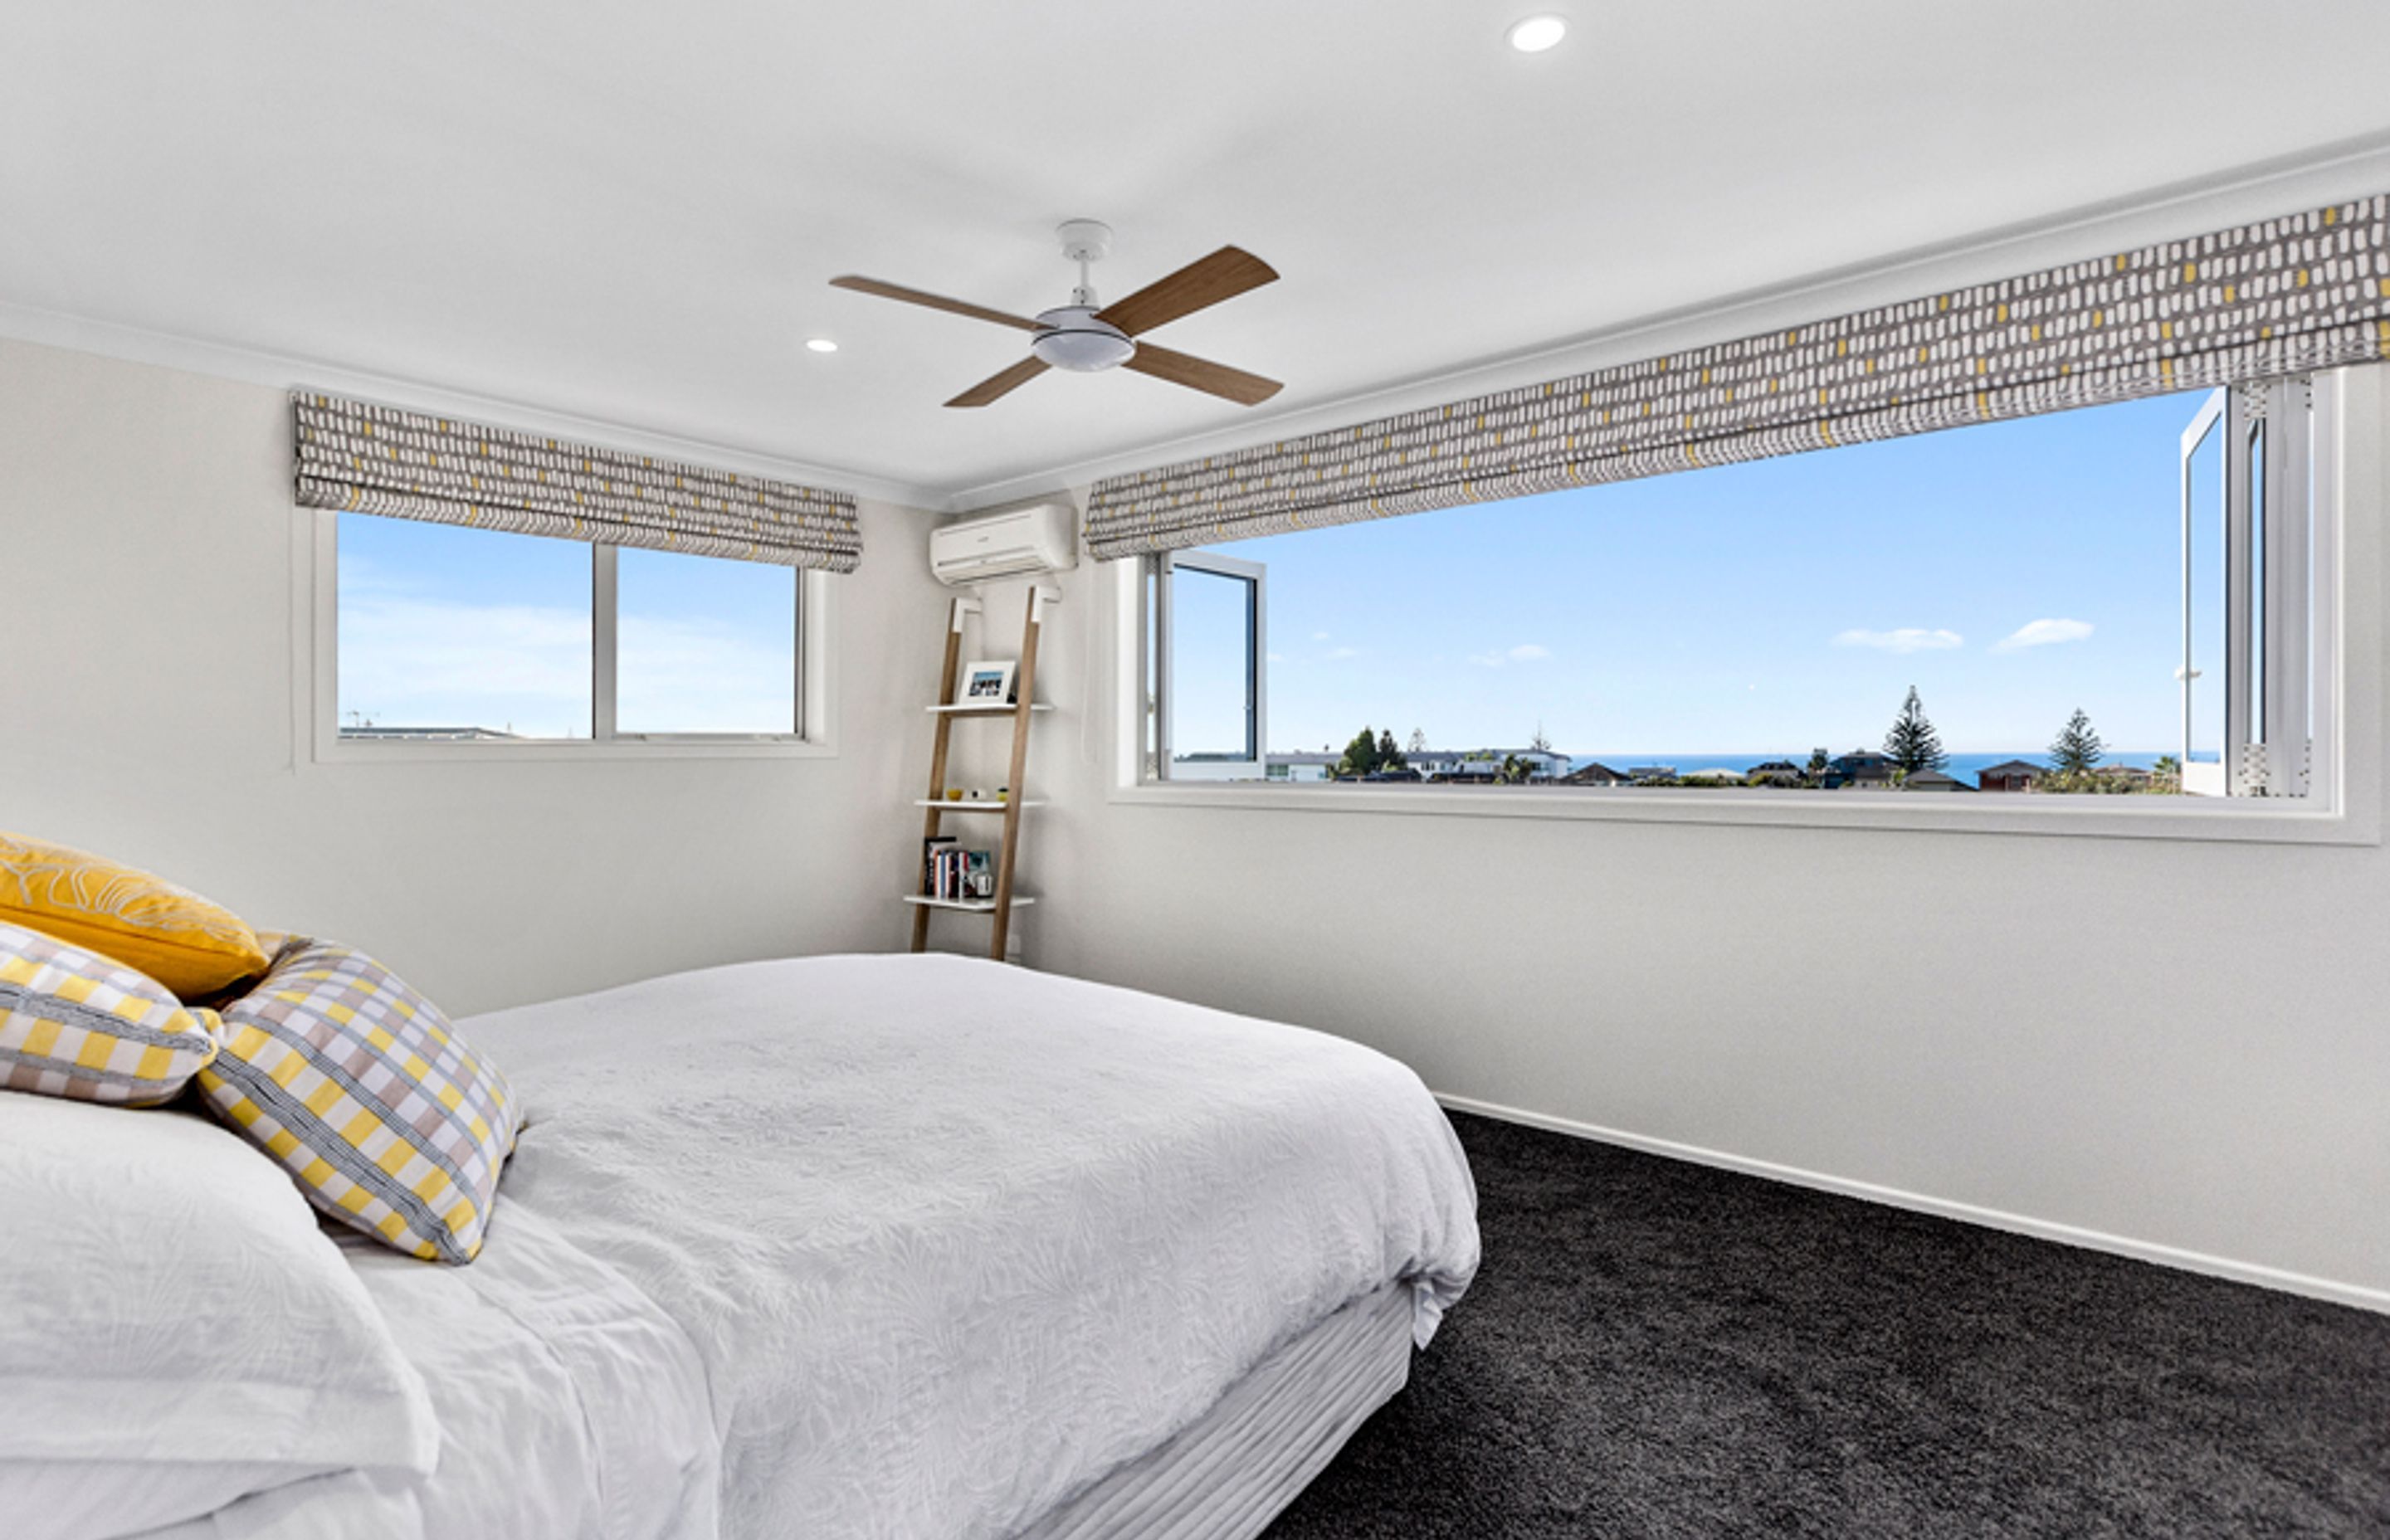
[185,953,1480,1540]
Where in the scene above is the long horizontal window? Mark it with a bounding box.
[1140,376,2336,809]
[334,512,805,743]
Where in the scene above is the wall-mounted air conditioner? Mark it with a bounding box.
[929,502,1080,587]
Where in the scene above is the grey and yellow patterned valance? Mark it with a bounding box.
[1084,193,2390,559]
[293,393,862,572]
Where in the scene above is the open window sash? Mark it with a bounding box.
[1151,549,1268,782]
[2179,378,2313,797]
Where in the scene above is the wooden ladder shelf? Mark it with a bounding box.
[909,587,1057,961]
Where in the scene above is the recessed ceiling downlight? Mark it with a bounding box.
[1506,14,1568,52]
[805,338,839,353]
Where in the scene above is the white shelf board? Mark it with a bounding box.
[926,703,1055,715]
[901,894,1039,914]
[915,799,1046,811]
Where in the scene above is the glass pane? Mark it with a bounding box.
[1183,390,2206,794]
[617,548,797,734]
[1169,563,1256,773]
[338,513,591,739]
[2186,420,2224,766]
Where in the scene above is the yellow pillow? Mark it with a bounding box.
[0,831,269,999]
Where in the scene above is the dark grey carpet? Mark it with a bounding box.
[1267,1111,2390,1539]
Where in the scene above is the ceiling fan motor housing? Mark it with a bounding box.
[1030,305,1137,373]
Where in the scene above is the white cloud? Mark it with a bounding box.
[1471,643,1552,668]
[1994,617,2095,652]
[1507,644,1551,661]
[1832,627,1963,654]
[1324,646,1362,660]
[1266,651,1287,665]
[1311,631,1331,641]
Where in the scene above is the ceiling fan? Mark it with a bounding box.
[831,220,1283,409]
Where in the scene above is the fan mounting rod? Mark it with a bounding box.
[1056,218,1112,305]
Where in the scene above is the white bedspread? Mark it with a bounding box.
[462,953,1480,1540]
[167,1202,719,1540]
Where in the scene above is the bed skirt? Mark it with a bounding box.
[1020,1279,1415,1540]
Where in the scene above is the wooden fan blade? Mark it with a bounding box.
[830,275,1043,333]
[945,356,1051,408]
[1119,343,1282,406]
[1094,246,1279,338]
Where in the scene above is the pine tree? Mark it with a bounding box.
[1530,722,1554,755]
[1377,729,1406,769]
[1806,746,1831,781]
[1882,686,1948,775]
[2050,709,2104,776]
[1407,728,1428,755]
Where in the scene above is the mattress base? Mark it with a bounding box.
[1018,1279,1414,1540]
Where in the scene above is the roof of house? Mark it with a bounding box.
[1977,759,2045,776]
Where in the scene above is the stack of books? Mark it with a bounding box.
[921,837,993,900]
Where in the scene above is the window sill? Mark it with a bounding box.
[1108,780,2378,846]
[315,737,837,766]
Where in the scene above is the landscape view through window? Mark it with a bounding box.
[1167,389,2230,794]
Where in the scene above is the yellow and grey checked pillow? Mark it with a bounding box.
[198,938,519,1264]
[0,921,221,1104]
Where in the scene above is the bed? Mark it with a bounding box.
[154,952,1480,1539]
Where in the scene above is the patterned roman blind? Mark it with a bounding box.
[293,392,863,572]
[1084,193,2390,560]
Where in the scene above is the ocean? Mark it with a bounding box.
[1569,750,2168,781]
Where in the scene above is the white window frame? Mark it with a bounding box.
[1111,366,2381,846]
[300,507,839,763]
[1151,548,1267,782]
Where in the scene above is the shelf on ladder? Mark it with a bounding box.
[901,894,1040,914]
[911,799,1047,811]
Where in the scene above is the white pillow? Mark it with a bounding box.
[0,1093,440,1538]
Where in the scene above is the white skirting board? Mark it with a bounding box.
[1434,1092,2390,1317]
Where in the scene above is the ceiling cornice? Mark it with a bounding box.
[944,128,2390,512]
[8,129,2389,520]
[0,299,949,512]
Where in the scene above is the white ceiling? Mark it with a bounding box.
[7,1,2390,509]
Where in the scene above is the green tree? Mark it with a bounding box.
[1335,724,1383,779]
[1804,746,1831,787]
[2050,709,2104,777]
[2151,753,2183,794]
[1882,686,1948,775]
[1377,729,1406,770]
[1495,753,1533,785]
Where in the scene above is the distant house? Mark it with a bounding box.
[339,724,521,741]
[1562,762,1629,787]
[1901,769,1973,792]
[1823,751,1898,789]
[1977,758,2043,792]
[1417,748,1567,782]
[2097,764,2153,788]
[1625,765,1679,785]
[1747,759,1803,787]
[1265,752,1340,783]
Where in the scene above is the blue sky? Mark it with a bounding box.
[1174,389,2207,758]
[343,387,2207,756]
[339,518,795,736]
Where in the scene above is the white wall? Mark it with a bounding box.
[0,337,943,1015]
[8,332,2385,1311]
[983,368,2390,1308]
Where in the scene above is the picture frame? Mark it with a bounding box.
[958,660,1016,706]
